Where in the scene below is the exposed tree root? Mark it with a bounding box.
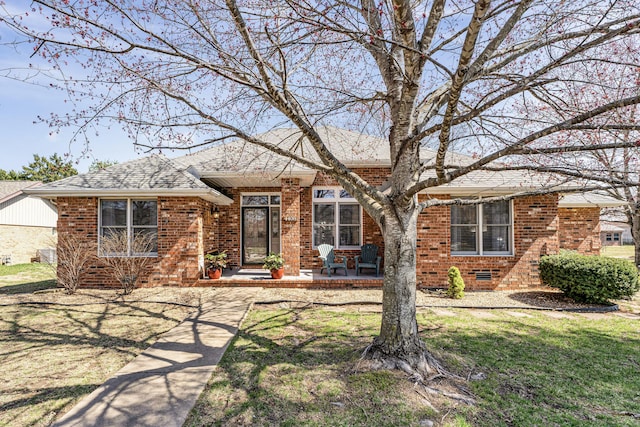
[360,343,476,407]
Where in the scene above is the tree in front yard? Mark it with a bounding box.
[2,1,640,379]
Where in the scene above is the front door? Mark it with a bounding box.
[242,207,269,264]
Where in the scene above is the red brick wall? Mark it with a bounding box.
[56,178,602,290]
[57,196,210,288]
[281,179,301,275]
[150,197,209,286]
[558,207,601,255]
[416,194,561,290]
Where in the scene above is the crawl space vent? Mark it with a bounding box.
[475,272,492,281]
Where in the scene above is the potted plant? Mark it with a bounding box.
[263,252,285,279]
[205,251,227,279]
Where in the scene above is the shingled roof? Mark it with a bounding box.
[0,181,41,203]
[25,154,232,205]
[21,128,625,207]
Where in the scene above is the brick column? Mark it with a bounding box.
[281,178,301,275]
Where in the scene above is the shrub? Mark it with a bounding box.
[540,253,640,304]
[446,266,465,299]
[54,234,96,294]
[100,231,155,295]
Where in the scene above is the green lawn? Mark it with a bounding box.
[601,245,635,261]
[0,263,57,294]
[186,307,640,427]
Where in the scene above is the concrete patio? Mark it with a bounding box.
[196,268,384,288]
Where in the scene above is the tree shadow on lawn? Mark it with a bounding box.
[430,316,640,425]
[190,307,640,427]
[0,279,58,295]
[0,296,189,424]
[187,309,455,427]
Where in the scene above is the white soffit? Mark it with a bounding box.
[559,193,627,208]
[202,171,317,188]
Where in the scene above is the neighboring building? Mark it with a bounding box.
[600,221,633,246]
[0,181,57,264]
[26,127,625,289]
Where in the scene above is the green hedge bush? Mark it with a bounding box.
[540,253,639,304]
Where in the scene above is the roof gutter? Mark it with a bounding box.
[23,187,233,205]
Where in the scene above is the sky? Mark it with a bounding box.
[0,4,169,174]
[0,73,148,174]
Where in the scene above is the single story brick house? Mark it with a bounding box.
[26,127,625,290]
[600,221,633,246]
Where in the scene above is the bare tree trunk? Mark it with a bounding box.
[631,205,640,269]
[362,209,443,378]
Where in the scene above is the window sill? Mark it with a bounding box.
[451,253,514,257]
[99,254,158,258]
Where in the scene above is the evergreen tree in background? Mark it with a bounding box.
[88,159,118,172]
[0,154,78,182]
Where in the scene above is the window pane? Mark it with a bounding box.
[313,189,335,199]
[451,205,477,225]
[339,204,359,225]
[242,195,268,205]
[482,225,509,252]
[270,195,281,205]
[100,227,128,255]
[339,226,360,246]
[101,200,126,226]
[483,201,509,225]
[132,228,158,254]
[101,227,126,239]
[132,200,157,226]
[339,189,353,198]
[314,224,335,246]
[451,226,477,253]
[271,207,280,254]
[314,204,335,224]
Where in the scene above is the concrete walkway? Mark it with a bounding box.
[53,287,261,427]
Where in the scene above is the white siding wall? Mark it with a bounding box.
[0,195,57,227]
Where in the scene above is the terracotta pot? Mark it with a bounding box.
[270,267,284,279]
[208,268,222,279]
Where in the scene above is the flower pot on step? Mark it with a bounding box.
[270,267,285,279]
[208,268,222,279]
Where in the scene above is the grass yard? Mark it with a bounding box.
[601,245,636,261]
[2,263,639,426]
[186,306,640,427]
[0,264,216,427]
[0,263,58,294]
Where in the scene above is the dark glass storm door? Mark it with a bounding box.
[242,207,269,264]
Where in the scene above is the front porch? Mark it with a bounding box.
[195,268,383,288]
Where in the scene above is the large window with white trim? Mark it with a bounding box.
[313,187,361,249]
[99,199,158,256]
[451,200,512,255]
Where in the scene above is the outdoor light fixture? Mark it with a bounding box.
[212,206,220,219]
